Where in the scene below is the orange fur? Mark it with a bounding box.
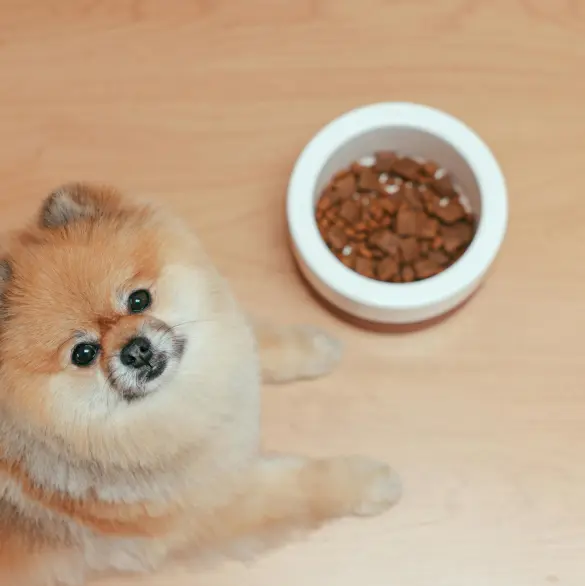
[0,183,400,585]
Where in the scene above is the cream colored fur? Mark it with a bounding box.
[0,185,401,585]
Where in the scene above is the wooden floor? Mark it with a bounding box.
[1,1,584,584]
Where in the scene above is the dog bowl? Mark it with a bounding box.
[286,102,508,325]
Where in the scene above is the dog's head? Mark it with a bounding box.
[0,184,249,468]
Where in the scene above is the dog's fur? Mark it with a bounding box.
[0,184,401,585]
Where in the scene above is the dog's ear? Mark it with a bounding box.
[39,183,121,228]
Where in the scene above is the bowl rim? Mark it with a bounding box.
[286,102,508,311]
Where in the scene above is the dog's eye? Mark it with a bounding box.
[128,289,151,314]
[72,343,100,367]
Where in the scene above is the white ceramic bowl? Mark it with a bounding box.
[287,102,508,325]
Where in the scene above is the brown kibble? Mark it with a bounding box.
[421,161,439,177]
[315,155,475,283]
[430,197,467,224]
[369,201,384,221]
[400,237,419,263]
[339,200,360,223]
[332,168,353,182]
[413,259,442,279]
[432,175,457,199]
[341,252,357,269]
[396,206,417,236]
[401,265,415,282]
[357,243,374,259]
[317,195,333,212]
[321,185,341,205]
[377,256,399,281]
[327,225,348,250]
[325,209,337,222]
[358,168,381,192]
[334,173,357,199]
[403,185,424,210]
[417,213,439,239]
[441,222,474,253]
[379,196,400,216]
[374,151,398,173]
[428,250,450,265]
[355,256,375,278]
[431,235,443,250]
[369,229,401,256]
[392,157,422,181]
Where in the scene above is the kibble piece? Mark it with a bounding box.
[417,213,439,239]
[357,242,374,259]
[377,256,399,281]
[317,194,334,212]
[420,240,430,256]
[332,168,352,181]
[334,173,357,199]
[358,168,381,192]
[339,200,360,223]
[392,157,422,181]
[356,256,375,278]
[413,259,442,279]
[400,237,419,263]
[428,250,450,265]
[374,151,398,173]
[369,200,384,221]
[369,229,401,256]
[396,206,417,236]
[421,161,439,177]
[441,222,474,253]
[431,175,457,199]
[431,198,466,224]
[403,184,424,210]
[341,251,357,269]
[402,265,415,282]
[378,195,400,216]
[327,225,348,250]
[431,235,443,250]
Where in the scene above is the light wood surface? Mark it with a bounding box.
[1,1,584,584]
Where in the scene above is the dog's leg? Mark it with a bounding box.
[203,455,400,550]
[252,320,343,384]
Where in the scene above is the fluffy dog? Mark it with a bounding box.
[0,184,401,585]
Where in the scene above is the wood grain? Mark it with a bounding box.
[0,0,583,584]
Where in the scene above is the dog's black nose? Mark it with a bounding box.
[120,337,153,369]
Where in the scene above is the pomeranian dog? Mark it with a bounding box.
[0,183,401,585]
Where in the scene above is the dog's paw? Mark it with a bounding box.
[292,325,343,380]
[344,456,402,517]
[258,323,343,384]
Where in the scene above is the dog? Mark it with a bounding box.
[0,183,401,585]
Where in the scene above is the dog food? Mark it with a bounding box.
[315,152,476,282]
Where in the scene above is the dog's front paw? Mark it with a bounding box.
[257,322,343,384]
[343,456,402,517]
[291,325,343,380]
